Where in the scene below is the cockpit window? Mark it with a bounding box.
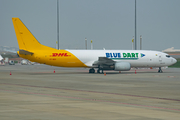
[166,55,170,58]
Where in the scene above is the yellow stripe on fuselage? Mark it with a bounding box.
[18,50,88,67]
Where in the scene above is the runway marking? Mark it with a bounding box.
[153,75,160,77]
[167,76,175,78]
[1,83,180,102]
[0,89,180,112]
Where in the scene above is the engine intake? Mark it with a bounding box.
[114,62,131,71]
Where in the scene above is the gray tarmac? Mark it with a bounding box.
[0,65,180,120]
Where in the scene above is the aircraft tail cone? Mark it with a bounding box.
[10,71,12,75]
[104,72,106,76]
[54,69,55,73]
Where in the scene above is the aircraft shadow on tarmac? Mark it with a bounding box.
[29,70,167,75]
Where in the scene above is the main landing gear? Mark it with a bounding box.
[158,67,163,73]
[97,69,104,74]
[89,68,95,73]
[89,68,104,74]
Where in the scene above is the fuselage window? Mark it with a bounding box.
[166,55,170,58]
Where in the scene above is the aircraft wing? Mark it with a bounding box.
[94,57,115,66]
[85,57,115,67]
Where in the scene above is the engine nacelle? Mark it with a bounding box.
[114,62,131,71]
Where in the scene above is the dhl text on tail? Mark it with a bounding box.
[12,18,177,73]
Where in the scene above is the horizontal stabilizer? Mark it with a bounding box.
[19,49,34,55]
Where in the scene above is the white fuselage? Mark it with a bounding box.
[68,50,177,68]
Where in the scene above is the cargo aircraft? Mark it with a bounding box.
[12,18,177,73]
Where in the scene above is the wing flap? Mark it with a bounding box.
[92,57,115,66]
[84,57,115,67]
[96,57,115,65]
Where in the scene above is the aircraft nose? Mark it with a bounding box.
[172,58,177,64]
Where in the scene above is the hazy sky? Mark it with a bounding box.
[0,0,180,51]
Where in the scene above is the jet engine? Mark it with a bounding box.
[114,62,131,71]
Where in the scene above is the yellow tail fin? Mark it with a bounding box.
[12,18,45,51]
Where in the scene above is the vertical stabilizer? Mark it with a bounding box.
[12,18,42,51]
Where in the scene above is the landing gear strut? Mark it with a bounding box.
[158,67,163,73]
[89,68,95,73]
[97,65,104,74]
[97,69,100,73]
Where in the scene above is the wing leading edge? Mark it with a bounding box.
[85,57,115,67]
[94,57,115,66]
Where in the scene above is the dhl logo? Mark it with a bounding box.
[50,53,71,57]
